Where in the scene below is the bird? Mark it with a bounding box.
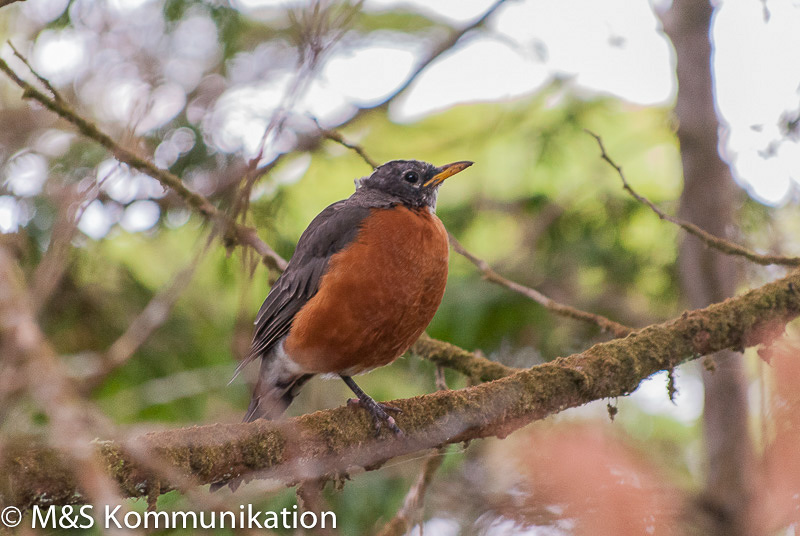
[233,159,472,435]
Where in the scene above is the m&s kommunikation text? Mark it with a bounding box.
[29,503,336,530]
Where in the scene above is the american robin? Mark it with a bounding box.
[233,159,472,435]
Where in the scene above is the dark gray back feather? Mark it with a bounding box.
[232,191,397,380]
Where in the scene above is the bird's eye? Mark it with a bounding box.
[403,171,419,184]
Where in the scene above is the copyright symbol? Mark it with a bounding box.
[1,506,22,527]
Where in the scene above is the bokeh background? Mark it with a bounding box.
[1,0,799,534]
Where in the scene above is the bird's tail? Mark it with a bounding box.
[242,366,313,423]
[210,355,312,492]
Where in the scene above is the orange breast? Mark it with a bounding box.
[284,206,449,375]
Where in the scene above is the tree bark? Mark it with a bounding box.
[2,263,798,510]
[663,1,757,534]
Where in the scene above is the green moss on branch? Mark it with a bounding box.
[410,334,519,382]
[3,270,798,509]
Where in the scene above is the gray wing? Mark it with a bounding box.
[231,200,372,379]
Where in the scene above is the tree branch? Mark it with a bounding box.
[587,131,800,267]
[374,0,508,107]
[313,117,378,169]
[0,0,25,9]
[376,449,446,536]
[411,334,518,383]
[4,268,798,509]
[378,368,452,536]
[314,125,632,339]
[449,234,633,338]
[8,41,62,102]
[254,0,509,183]
[0,56,288,273]
[80,246,208,392]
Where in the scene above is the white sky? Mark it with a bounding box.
[3,0,800,235]
[224,0,800,205]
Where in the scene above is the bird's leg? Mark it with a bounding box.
[340,375,403,436]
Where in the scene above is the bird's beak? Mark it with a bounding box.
[423,161,474,188]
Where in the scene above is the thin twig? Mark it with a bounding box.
[30,185,86,311]
[231,3,362,230]
[296,480,339,536]
[435,365,449,392]
[376,448,448,536]
[312,117,378,168]
[378,342,454,536]
[449,234,633,338]
[8,40,62,101]
[31,164,119,312]
[312,127,631,342]
[0,57,288,273]
[245,0,509,190]
[587,130,800,267]
[376,0,509,106]
[378,359,453,535]
[81,244,209,392]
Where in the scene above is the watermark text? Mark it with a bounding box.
[0,504,336,530]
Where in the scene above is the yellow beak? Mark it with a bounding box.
[423,161,474,188]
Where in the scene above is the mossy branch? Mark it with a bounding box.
[410,334,519,382]
[3,269,798,510]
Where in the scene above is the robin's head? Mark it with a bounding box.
[358,159,473,210]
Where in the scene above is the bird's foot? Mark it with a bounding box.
[346,397,403,437]
[341,375,404,436]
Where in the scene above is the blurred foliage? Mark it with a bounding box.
[0,0,795,534]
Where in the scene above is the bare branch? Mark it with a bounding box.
[30,184,85,311]
[4,267,799,508]
[378,370,451,536]
[8,40,62,101]
[80,246,208,392]
[312,117,378,169]
[435,365,449,391]
[296,480,339,536]
[587,131,800,267]
[31,165,117,311]
[310,127,631,341]
[450,234,634,338]
[251,0,509,186]
[374,0,509,107]
[0,57,288,273]
[376,449,447,536]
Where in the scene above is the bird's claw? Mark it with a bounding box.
[347,398,404,437]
